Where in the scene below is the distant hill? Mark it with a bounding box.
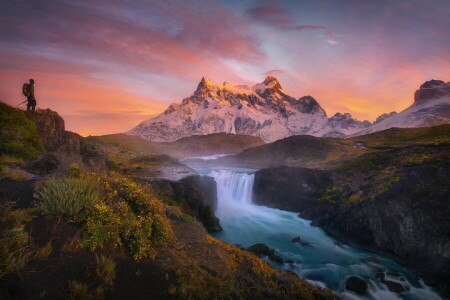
[218,124,450,169]
[88,132,264,159]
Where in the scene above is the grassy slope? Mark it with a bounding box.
[159,133,265,158]
[87,132,265,160]
[0,102,43,160]
[222,135,367,169]
[223,125,450,169]
[349,124,450,148]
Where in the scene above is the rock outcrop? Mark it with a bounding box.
[145,175,222,232]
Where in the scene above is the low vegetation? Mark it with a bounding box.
[33,177,102,218]
[350,124,450,148]
[0,101,43,160]
[0,199,33,278]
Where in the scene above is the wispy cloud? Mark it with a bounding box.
[245,3,329,34]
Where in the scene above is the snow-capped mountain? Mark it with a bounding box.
[353,79,450,136]
[128,77,369,142]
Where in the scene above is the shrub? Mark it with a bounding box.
[96,255,116,289]
[0,199,33,278]
[79,172,172,260]
[67,280,101,300]
[69,163,83,178]
[34,241,53,260]
[34,178,101,218]
[0,102,43,160]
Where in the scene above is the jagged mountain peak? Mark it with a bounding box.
[414,79,450,105]
[419,79,446,89]
[263,76,282,89]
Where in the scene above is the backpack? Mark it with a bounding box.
[22,83,30,97]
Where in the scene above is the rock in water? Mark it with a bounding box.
[247,243,274,256]
[291,236,301,243]
[345,276,368,294]
[383,280,406,293]
[268,255,284,263]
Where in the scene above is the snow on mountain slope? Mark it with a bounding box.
[127,77,369,142]
[354,80,450,136]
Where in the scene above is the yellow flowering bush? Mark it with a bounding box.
[79,172,172,260]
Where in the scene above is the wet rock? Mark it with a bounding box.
[248,243,274,256]
[360,256,379,263]
[268,255,283,263]
[291,236,301,243]
[345,276,368,294]
[286,259,294,264]
[375,272,385,281]
[383,280,406,293]
[283,270,298,277]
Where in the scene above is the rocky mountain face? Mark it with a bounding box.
[129,77,449,142]
[128,77,370,142]
[354,80,450,136]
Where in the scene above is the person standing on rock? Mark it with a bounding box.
[22,79,36,111]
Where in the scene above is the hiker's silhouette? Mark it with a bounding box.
[22,79,36,111]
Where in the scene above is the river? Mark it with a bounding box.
[184,159,443,300]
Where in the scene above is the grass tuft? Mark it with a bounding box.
[33,178,101,218]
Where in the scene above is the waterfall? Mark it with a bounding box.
[204,167,443,300]
[209,169,255,217]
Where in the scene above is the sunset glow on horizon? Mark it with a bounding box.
[1,0,449,136]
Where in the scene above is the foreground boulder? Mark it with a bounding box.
[345,276,368,294]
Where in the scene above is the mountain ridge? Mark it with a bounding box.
[128,77,449,142]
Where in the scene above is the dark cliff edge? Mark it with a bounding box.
[144,175,222,233]
[253,146,450,295]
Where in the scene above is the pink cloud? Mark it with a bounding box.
[264,70,288,77]
[245,4,329,33]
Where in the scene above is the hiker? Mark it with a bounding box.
[22,79,36,111]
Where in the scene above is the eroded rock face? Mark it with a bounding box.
[26,109,65,151]
[414,80,450,105]
[25,109,82,155]
[146,175,221,233]
[253,166,333,213]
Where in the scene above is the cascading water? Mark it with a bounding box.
[201,166,443,300]
[209,169,254,217]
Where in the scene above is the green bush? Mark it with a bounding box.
[34,178,101,217]
[79,172,172,260]
[0,199,33,278]
[0,102,43,160]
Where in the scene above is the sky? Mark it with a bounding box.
[1,0,449,136]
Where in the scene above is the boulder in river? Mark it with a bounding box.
[247,243,274,256]
[345,276,368,294]
[383,280,406,293]
[269,255,284,263]
[291,236,301,243]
